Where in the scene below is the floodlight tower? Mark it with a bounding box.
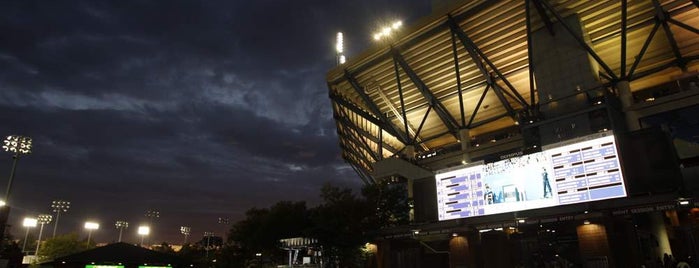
[51,200,70,237]
[35,214,52,257]
[336,32,346,65]
[145,209,159,244]
[180,226,191,244]
[21,217,37,253]
[1,135,32,239]
[137,225,150,247]
[115,220,128,242]
[204,231,214,259]
[84,222,99,248]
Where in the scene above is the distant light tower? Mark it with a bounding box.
[145,210,159,244]
[180,226,191,245]
[204,231,214,259]
[21,217,37,253]
[51,200,70,238]
[336,32,346,65]
[1,135,32,239]
[217,217,229,236]
[137,226,150,247]
[372,20,403,41]
[84,222,99,248]
[115,221,128,242]
[35,214,52,258]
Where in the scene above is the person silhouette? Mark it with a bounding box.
[542,167,552,198]
[484,184,495,204]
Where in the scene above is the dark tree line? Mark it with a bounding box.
[220,181,410,268]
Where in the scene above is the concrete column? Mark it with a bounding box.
[459,128,471,164]
[376,240,391,268]
[576,221,613,266]
[480,231,512,267]
[404,145,416,161]
[617,80,640,131]
[650,212,673,258]
[407,179,415,222]
[449,235,469,268]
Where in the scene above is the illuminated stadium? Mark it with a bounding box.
[327,0,699,267]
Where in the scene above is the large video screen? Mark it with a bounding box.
[436,133,626,221]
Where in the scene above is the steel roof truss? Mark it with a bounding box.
[450,32,467,127]
[412,106,433,145]
[652,0,687,71]
[335,115,399,154]
[628,23,661,80]
[446,15,529,108]
[338,108,380,161]
[468,84,491,127]
[391,48,461,138]
[393,56,411,141]
[343,70,411,144]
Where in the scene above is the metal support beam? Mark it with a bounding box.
[668,18,699,35]
[330,93,384,129]
[340,143,373,172]
[531,0,555,35]
[628,23,661,80]
[468,84,490,127]
[391,48,460,138]
[343,70,411,144]
[526,0,537,106]
[348,162,372,185]
[450,32,467,127]
[537,0,619,81]
[334,114,399,154]
[490,76,517,118]
[447,15,529,108]
[621,0,628,79]
[393,55,411,140]
[652,0,686,71]
[339,108,380,162]
[412,106,432,145]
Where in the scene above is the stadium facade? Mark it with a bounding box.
[327,0,699,267]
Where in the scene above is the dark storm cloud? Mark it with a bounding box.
[0,0,430,242]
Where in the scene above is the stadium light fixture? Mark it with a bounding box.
[138,225,150,247]
[115,220,128,242]
[84,221,99,248]
[51,200,70,238]
[336,32,346,65]
[373,20,402,41]
[180,226,191,244]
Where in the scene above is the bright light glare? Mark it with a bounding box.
[392,21,402,29]
[339,55,346,64]
[138,226,150,235]
[3,135,32,154]
[0,200,5,207]
[382,27,391,35]
[84,222,99,230]
[23,218,37,227]
[336,32,344,53]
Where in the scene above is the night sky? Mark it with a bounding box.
[0,0,431,245]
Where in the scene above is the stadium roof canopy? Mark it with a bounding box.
[327,0,699,184]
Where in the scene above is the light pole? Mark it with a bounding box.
[204,231,214,259]
[21,217,37,253]
[217,217,229,239]
[35,214,52,258]
[115,221,128,242]
[137,226,149,247]
[50,200,69,238]
[1,135,32,240]
[145,210,159,244]
[84,222,99,249]
[180,226,191,245]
